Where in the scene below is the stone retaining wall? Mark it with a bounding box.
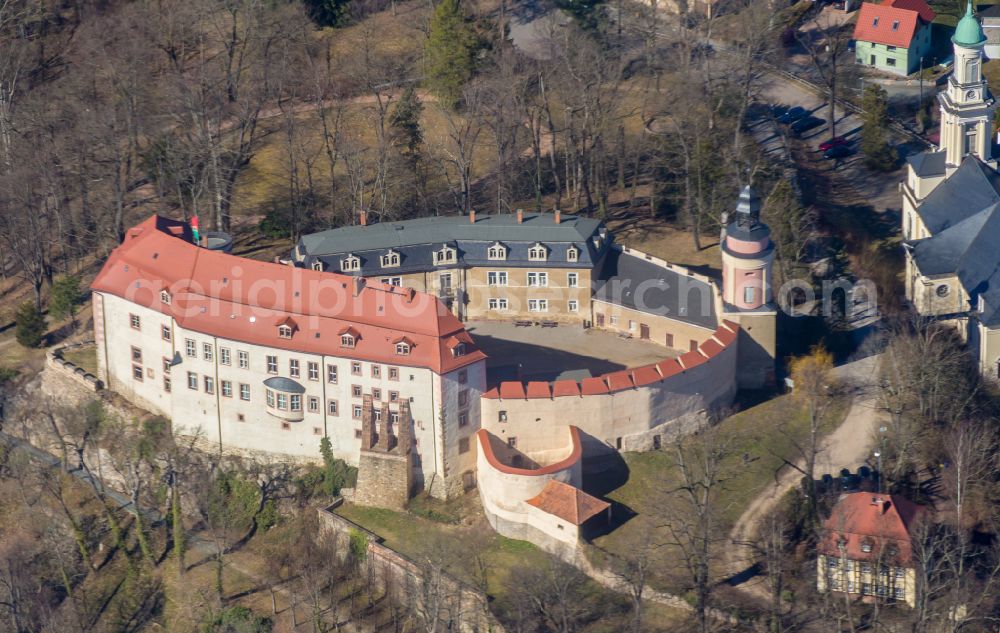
[317,500,505,633]
[47,342,103,392]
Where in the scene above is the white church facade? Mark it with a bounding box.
[902,3,1000,376]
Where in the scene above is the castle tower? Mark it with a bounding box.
[353,396,414,510]
[721,186,777,389]
[940,3,996,168]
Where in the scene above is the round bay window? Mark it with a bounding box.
[263,376,306,422]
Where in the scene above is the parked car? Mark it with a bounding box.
[823,144,854,159]
[791,116,824,135]
[771,104,789,118]
[819,136,849,151]
[778,106,807,124]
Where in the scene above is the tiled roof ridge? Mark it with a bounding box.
[483,320,739,400]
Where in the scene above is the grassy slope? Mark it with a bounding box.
[588,392,848,594]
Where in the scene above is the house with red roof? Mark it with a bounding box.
[816,493,927,607]
[853,0,936,76]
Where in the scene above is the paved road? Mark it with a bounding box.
[722,354,885,601]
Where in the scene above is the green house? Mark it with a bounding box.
[852,0,936,76]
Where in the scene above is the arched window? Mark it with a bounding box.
[434,246,457,265]
[487,243,507,260]
[341,255,361,272]
[528,243,548,261]
[278,325,293,339]
[341,334,356,348]
[566,246,579,262]
[311,260,324,271]
[396,342,411,355]
[381,250,401,267]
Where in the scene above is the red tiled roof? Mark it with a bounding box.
[818,493,926,566]
[715,320,740,345]
[853,2,926,48]
[632,365,662,387]
[526,381,552,398]
[656,359,683,378]
[476,427,583,476]
[552,380,581,397]
[92,216,485,375]
[525,480,610,526]
[604,371,634,391]
[699,338,724,358]
[884,0,935,23]
[580,376,610,395]
[499,381,527,399]
[678,350,707,370]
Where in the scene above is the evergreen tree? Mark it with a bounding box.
[15,300,46,348]
[424,0,479,110]
[860,85,896,171]
[49,275,82,329]
[302,0,351,27]
[390,86,424,167]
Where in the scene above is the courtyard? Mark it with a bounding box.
[465,320,676,385]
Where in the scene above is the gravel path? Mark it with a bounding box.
[722,354,884,601]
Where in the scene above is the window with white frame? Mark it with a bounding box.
[238,350,249,369]
[328,399,339,415]
[289,359,300,378]
[568,300,578,312]
[266,355,278,374]
[528,299,549,312]
[434,246,457,265]
[308,396,319,413]
[130,314,141,330]
[239,383,250,401]
[266,389,275,408]
[527,272,548,287]
[220,348,231,365]
[277,393,288,410]
[528,244,547,261]
[187,372,198,390]
[488,298,508,310]
[487,271,508,286]
[341,334,356,348]
[380,277,402,286]
[204,376,214,394]
[290,394,301,412]
[160,290,171,305]
[380,250,400,267]
[452,343,467,357]
[185,339,196,358]
[567,246,579,262]
[221,380,233,398]
[278,324,293,339]
[202,343,213,361]
[308,362,319,381]
[311,260,323,271]
[567,272,578,287]
[341,255,361,271]
[396,342,411,355]
[327,365,338,383]
[161,325,172,341]
[487,243,507,260]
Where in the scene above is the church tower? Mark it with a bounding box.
[721,186,777,389]
[940,3,996,168]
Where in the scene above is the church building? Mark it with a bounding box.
[902,4,1000,376]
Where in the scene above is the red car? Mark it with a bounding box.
[819,137,849,151]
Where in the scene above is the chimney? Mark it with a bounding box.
[353,276,365,297]
[554,209,561,224]
[516,208,524,224]
[359,211,368,226]
[469,209,476,224]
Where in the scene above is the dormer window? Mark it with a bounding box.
[891,20,899,31]
[395,339,412,355]
[339,326,360,348]
[434,246,457,265]
[381,250,400,267]
[860,539,874,553]
[278,325,293,339]
[160,290,171,305]
[341,255,360,272]
[488,242,507,260]
[311,260,323,272]
[566,246,579,262]
[593,236,603,249]
[528,243,548,261]
[872,16,879,26]
[452,343,466,357]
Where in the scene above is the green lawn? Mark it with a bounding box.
[61,345,99,376]
[587,392,848,594]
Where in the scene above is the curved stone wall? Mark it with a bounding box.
[476,427,583,557]
[479,321,739,456]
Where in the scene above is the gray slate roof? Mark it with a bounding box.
[915,155,1000,234]
[263,376,306,394]
[592,249,717,329]
[907,150,947,179]
[296,213,608,276]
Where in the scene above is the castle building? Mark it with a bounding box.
[292,209,607,323]
[901,4,1000,376]
[91,216,486,499]
[94,188,777,521]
